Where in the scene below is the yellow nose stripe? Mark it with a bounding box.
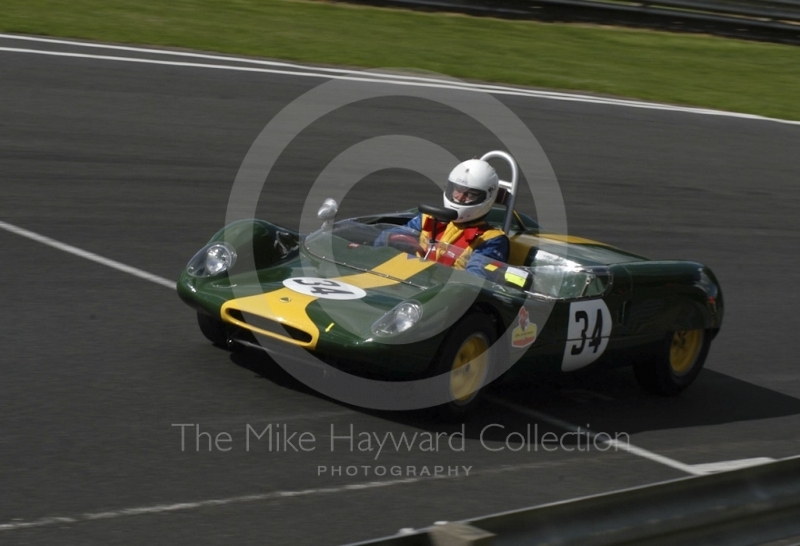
[220,253,436,349]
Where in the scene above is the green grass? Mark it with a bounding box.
[3,0,800,120]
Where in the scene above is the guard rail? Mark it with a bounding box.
[346,455,800,545]
[342,0,800,44]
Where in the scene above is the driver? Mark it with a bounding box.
[378,159,509,278]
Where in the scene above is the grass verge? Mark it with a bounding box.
[3,0,800,120]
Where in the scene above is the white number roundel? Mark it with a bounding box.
[562,299,612,371]
[283,277,367,300]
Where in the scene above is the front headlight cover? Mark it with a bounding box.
[371,301,423,337]
[186,242,237,278]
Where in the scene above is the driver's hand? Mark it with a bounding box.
[387,233,424,256]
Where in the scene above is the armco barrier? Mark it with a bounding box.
[341,0,800,44]
[346,455,800,545]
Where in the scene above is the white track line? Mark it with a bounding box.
[0,459,573,532]
[0,478,417,531]
[0,220,175,290]
[1,32,545,87]
[0,33,780,116]
[0,45,613,99]
[0,44,666,106]
[0,34,780,116]
[691,457,775,473]
[0,45,767,118]
[1,35,799,126]
[7,45,709,113]
[487,396,708,476]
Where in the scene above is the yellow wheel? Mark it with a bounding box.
[669,329,704,376]
[450,334,490,404]
[433,312,499,419]
[634,328,711,396]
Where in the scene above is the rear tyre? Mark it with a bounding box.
[432,312,498,419]
[634,329,710,395]
[197,311,228,348]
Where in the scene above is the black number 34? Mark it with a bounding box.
[570,309,603,355]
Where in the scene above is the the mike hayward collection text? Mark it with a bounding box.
[172,423,629,457]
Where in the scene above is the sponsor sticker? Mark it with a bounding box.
[512,306,537,348]
[504,266,530,289]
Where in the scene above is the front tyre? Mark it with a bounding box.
[432,312,497,419]
[634,329,711,395]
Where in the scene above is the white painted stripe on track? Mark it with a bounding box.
[0,479,417,531]
[1,35,799,126]
[7,32,544,87]
[0,459,572,532]
[0,220,176,290]
[0,45,769,118]
[487,396,709,476]
[8,45,708,112]
[0,45,597,98]
[691,457,775,473]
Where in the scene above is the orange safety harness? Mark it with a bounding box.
[419,214,505,269]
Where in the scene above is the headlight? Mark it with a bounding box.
[371,301,423,337]
[186,242,237,278]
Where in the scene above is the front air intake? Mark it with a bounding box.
[224,309,313,344]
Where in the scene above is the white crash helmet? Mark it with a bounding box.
[443,159,499,223]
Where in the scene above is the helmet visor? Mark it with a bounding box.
[445,181,487,205]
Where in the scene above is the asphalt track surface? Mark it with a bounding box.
[1,35,800,545]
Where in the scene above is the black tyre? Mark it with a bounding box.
[634,329,711,396]
[432,312,498,419]
[197,311,228,348]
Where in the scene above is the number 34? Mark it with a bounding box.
[562,300,611,371]
[571,309,603,355]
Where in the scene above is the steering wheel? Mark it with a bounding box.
[387,233,424,256]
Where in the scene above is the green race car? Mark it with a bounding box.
[177,154,723,416]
